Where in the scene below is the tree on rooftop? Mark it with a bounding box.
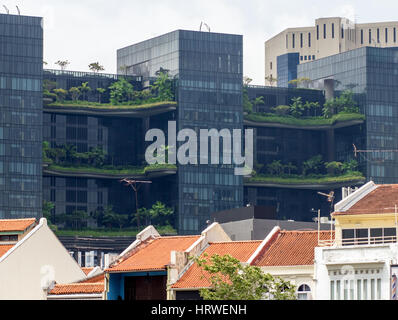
[53,88,68,102]
[323,90,359,118]
[302,155,323,176]
[243,76,253,113]
[88,62,105,73]
[267,160,284,176]
[79,82,91,101]
[265,74,277,86]
[69,87,81,101]
[96,87,106,103]
[152,68,174,101]
[193,253,297,300]
[289,97,305,118]
[55,60,70,71]
[109,78,134,104]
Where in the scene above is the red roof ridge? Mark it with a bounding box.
[280,230,332,234]
[209,240,262,244]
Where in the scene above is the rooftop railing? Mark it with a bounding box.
[318,235,397,247]
[43,69,142,81]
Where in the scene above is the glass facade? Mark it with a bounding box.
[277,53,300,88]
[298,46,398,183]
[0,14,43,218]
[118,30,244,234]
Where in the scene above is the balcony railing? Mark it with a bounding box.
[318,236,397,247]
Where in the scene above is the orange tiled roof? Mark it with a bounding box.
[81,267,94,275]
[172,241,262,289]
[334,184,398,216]
[0,218,36,232]
[49,273,105,296]
[252,230,334,267]
[0,244,14,258]
[107,236,200,273]
[49,283,104,295]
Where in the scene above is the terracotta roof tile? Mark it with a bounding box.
[0,218,36,232]
[83,273,105,284]
[172,241,262,289]
[81,267,94,275]
[252,230,334,266]
[48,273,105,296]
[107,236,200,273]
[334,184,398,216]
[0,244,14,258]
[49,283,104,295]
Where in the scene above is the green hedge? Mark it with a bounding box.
[245,112,365,127]
[247,171,365,185]
[46,164,177,176]
[47,100,177,110]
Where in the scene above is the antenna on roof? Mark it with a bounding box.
[199,21,210,32]
[2,5,9,14]
[16,5,20,15]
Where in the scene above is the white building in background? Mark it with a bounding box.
[265,17,398,86]
[315,181,398,300]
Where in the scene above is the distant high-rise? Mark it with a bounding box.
[0,14,43,218]
[265,17,398,87]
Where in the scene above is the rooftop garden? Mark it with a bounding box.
[244,80,365,128]
[44,68,176,111]
[246,156,366,187]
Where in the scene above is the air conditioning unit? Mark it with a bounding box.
[320,217,329,224]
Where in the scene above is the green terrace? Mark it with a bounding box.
[44,101,177,118]
[43,163,177,179]
[43,69,176,117]
[244,112,365,130]
[245,172,366,190]
[243,89,365,130]
[246,157,366,190]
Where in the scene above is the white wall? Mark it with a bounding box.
[0,219,86,300]
[315,244,398,300]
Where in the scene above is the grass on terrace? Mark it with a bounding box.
[54,225,177,237]
[244,112,365,127]
[46,163,177,175]
[246,171,365,185]
[47,100,177,110]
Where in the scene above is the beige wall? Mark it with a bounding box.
[0,219,86,300]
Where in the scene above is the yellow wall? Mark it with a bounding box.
[334,213,398,243]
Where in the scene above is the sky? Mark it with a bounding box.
[4,0,398,84]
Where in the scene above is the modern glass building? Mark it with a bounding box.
[298,46,398,184]
[0,14,43,218]
[118,30,244,234]
[277,53,299,88]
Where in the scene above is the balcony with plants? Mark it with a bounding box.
[245,155,366,189]
[43,70,177,117]
[244,89,365,130]
[42,141,177,179]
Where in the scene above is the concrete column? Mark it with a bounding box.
[324,79,335,101]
